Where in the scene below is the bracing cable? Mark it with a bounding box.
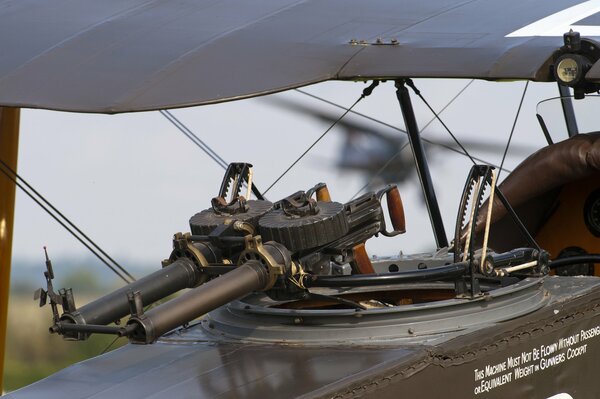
[296,82,473,135]
[159,110,228,170]
[406,79,476,165]
[0,160,134,284]
[264,82,380,194]
[349,80,501,199]
[100,336,120,354]
[349,144,408,200]
[160,109,265,199]
[294,81,509,170]
[499,81,529,180]
[296,87,508,170]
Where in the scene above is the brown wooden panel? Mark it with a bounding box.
[535,175,600,274]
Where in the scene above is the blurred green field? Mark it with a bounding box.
[3,273,127,392]
[3,289,126,392]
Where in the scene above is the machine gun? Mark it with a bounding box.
[39,163,536,344]
[37,163,410,343]
[37,163,548,344]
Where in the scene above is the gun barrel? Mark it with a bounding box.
[127,260,269,344]
[61,258,201,337]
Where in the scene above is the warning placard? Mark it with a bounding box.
[472,325,600,395]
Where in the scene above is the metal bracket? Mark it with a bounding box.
[165,233,211,287]
[34,247,76,323]
[128,290,144,318]
[238,236,284,290]
[278,191,320,218]
[348,38,399,46]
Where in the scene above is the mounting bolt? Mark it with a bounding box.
[408,328,415,335]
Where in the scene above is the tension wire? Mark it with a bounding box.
[160,109,265,199]
[0,160,134,284]
[295,82,508,171]
[100,336,121,354]
[350,80,493,199]
[264,81,380,195]
[499,81,529,180]
[159,110,228,169]
[406,79,476,165]
[349,146,407,200]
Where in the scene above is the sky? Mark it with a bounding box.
[9,78,595,279]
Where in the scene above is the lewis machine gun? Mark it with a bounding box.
[36,163,550,344]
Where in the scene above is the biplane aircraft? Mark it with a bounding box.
[4,1,600,398]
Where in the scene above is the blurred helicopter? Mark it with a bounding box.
[264,95,537,189]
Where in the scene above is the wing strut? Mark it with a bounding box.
[0,107,19,394]
[395,80,448,249]
[558,84,579,137]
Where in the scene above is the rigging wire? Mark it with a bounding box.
[349,80,499,199]
[160,109,265,199]
[349,145,407,200]
[406,79,476,165]
[405,77,528,245]
[159,110,228,170]
[100,336,120,354]
[263,96,363,194]
[420,80,475,133]
[499,81,529,180]
[264,82,379,194]
[295,88,410,132]
[296,81,473,134]
[0,161,134,284]
[294,81,507,169]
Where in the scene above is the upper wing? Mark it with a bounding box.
[0,0,598,113]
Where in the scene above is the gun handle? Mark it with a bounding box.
[306,182,331,202]
[352,243,375,274]
[316,185,331,202]
[386,186,406,234]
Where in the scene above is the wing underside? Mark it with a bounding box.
[1,0,600,113]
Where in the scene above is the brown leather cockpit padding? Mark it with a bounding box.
[477,132,600,251]
[476,133,600,233]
